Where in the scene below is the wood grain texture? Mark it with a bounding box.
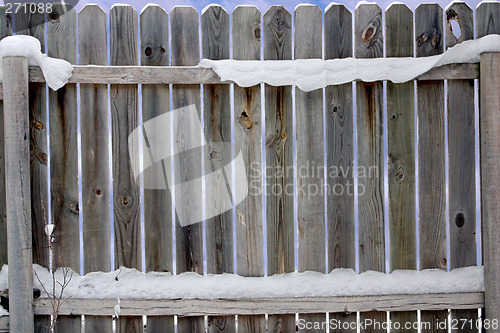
[232,6,265,332]
[110,6,142,333]
[476,1,500,38]
[33,292,485,316]
[480,52,500,326]
[47,5,80,332]
[201,5,235,333]
[3,56,34,333]
[170,6,205,332]
[140,5,174,333]
[416,5,448,331]
[324,5,356,332]
[385,4,417,332]
[263,6,294,332]
[446,3,478,331]
[355,4,386,331]
[0,6,12,268]
[294,5,326,332]
[79,5,112,332]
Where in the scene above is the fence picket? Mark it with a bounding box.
[14,9,51,333]
[110,5,143,332]
[232,5,265,332]
[324,4,356,332]
[294,5,326,332]
[263,5,295,333]
[0,6,11,269]
[385,4,417,332]
[355,3,386,330]
[79,4,113,332]
[201,5,235,333]
[139,5,175,333]
[416,4,448,331]
[171,6,205,332]
[445,3,478,331]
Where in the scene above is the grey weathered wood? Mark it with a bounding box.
[324,5,356,332]
[15,10,51,332]
[79,5,112,332]
[385,4,417,332]
[3,56,34,333]
[355,4,386,331]
[294,5,326,332]
[33,292,485,316]
[110,6,142,333]
[263,6,294,332]
[0,6,12,269]
[476,1,500,38]
[202,5,235,333]
[140,5,174,333]
[480,52,500,330]
[47,5,80,332]
[446,3,478,331]
[232,6,265,332]
[171,6,205,332]
[416,4,448,331]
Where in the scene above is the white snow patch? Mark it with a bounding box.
[0,307,7,316]
[44,224,54,237]
[0,35,73,90]
[0,265,484,300]
[140,3,163,14]
[356,1,378,9]
[110,3,133,9]
[199,34,500,92]
[476,0,499,9]
[324,2,341,12]
[81,3,102,11]
[202,4,226,15]
[445,1,469,12]
[295,3,318,10]
[386,1,406,11]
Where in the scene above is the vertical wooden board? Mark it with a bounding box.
[15,10,51,333]
[47,4,80,332]
[170,6,205,333]
[201,5,235,333]
[416,4,448,331]
[140,5,174,333]
[110,5,142,333]
[355,4,386,331]
[324,5,356,332]
[0,6,12,268]
[263,6,294,333]
[79,4,113,332]
[232,6,265,332]
[445,3,478,331]
[385,4,417,332]
[294,5,326,332]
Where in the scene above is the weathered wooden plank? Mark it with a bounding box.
[14,10,51,332]
[445,3,478,330]
[3,56,33,333]
[79,5,112,332]
[33,293,485,316]
[0,6,12,269]
[47,5,80,332]
[416,4,448,331]
[140,5,174,333]
[110,5,142,333]
[294,5,326,332]
[385,4,417,332]
[263,6,294,333]
[324,5,356,332]
[480,52,500,329]
[355,3,386,330]
[170,6,205,332]
[202,5,235,333]
[232,6,265,332]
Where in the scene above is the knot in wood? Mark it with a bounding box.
[239,110,253,129]
[209,149,223,161]
[455,212,465,228]
[95,188,103,197]
[254,27,261,39]
[361,19,380,43]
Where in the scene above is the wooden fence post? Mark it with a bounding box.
[480,52,500,329]
[2,56,33,332]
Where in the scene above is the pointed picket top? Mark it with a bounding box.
[445,2,473,49]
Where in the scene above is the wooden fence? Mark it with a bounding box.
[0,1,499,332]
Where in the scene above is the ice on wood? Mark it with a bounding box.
[0,36,73,90]
[199,34,500,92]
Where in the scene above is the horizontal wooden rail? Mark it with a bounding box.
[0,63,479,100]
[32,292,484,316]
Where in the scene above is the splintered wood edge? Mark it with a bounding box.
[32,292,484,316]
